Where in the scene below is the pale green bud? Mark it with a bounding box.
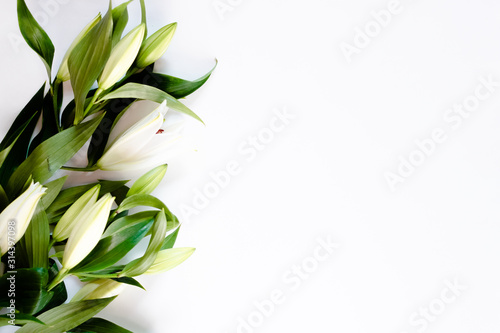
[71,279,123,302]
[98,24,146,90]
[57,14,101,82]
[127,164,168,196]
[62,193,115,270]
[52,185,100,242]
[0,182,46,255]
[136,22,177,68]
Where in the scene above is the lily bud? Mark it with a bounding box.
[71,279,124,302]
[136,22,177,68]
[62,193,115,270]
[0,182,46,255]
[52,185,100,242]
[57,14,101,82]
[98,24,146,90]
[96,101,168,171]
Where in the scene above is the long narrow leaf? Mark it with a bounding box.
[120,210,168,277]
[6,114,104,195]
[101,83,204,123]
[17,297,116,333]
[112,1,132,47]
[129,60,217,99]
[17,0,54,80]
[21,207,50,269]
[69,3,113,124]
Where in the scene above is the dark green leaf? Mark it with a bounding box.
[0,268,50,314]
[17,0,54,80]
[28,82,64,153]
[129,60,217,98]
[161,226,180,250]
[0,86,44,187]
[0,84,44,150]
[6,114,104,196]
[0,185,8,211]
[16,297,116,333]
[112,277,145,290]
[39,260,68,313]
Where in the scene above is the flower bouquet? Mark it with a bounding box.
[0,0,214,331]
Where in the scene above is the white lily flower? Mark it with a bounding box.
[52,185,100,242]
[98,24,146,90]
[62,193,115,270]
[0,182,46,255]
[96,100,182,171]
[71,279,124,302]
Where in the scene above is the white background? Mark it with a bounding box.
[1,0,500,332]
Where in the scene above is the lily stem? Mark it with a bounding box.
[60,165,99,172]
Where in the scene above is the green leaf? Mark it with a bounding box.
[103,211,156,237]
[145,247,195,275]
[127,164,168,196]
[0,85,44,187]
[0,143,15,170]
[0,268,50,314]
[130,60,217,99]
[0,314,44,327]
[120,210,168,277]
[112,1,132,47]
[70,213,154,273]
[0,84,45,150]
[77,265,125,281]
[28,82,64,154]
[0,185,9,211]
[101,83,204,124]
[69,3,113,124]
[116,194,178,227]
[41,259,68,313]
[16,297,116,333]
[17,0,54,80]
[112,277,145,290]
[70,317,133,333]
[6,114,105,196]
[21,207,50,269]
[161,226,180,250]
[41,176,67,209]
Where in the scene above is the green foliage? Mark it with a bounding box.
[1,0,213,329]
